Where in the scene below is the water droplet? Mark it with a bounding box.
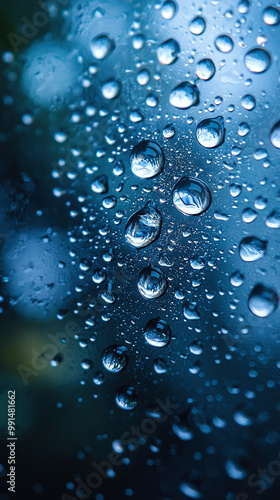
[248,284,278,317]
[196,58,215,80]
[196,116,225,148]
[137,68,150,85]
[125,202,162,248]
[270,121,280,148]
[137,266,167,299]
[130,140,164,179]
[230,271,244,287]
[189,16,206,35]
[102,345,128,372]
[90,34,114,59]
[161,0,177,19]
[180,479,202,498]
[144,317,171,347]
[238,122,250,136]
[242,208,257,223]
[172,412,193,441]
[163,123,176,138]
[239,236,267,262]
[173,177,211,216]
[81,360,92,370]
[157,38,180,65]
[263,6,280,25]
[92,268,106,284]
[266,210,280,228]
[91,175,108,194]
[183,301,201,320]
[215,34,234,53]
[241,94,256,111]
[244,48,271,73]
[101,79,121,99]
[154,357,168,373]
[115,386,137,410]
[169,82,199,109]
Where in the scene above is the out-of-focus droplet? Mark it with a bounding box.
[173,177,211,216]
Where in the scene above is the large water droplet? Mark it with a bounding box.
[244,48,271,73]
[144,317,171,347]
[266,210,280,228]
[215,34,234,53]
[161,0,177,19]
[169,82,199,109]
[173,177,211,216]
[101,79,121,99]
[248,284,278,317]
[239,236,267,262]
[189,16,206,35]
[263,6,280,25]
[196,116,225,148]
[137,266,167,299]
[115,386,137,410]
[102,345,128,372]
[130,140,164,179]
[125,202,162,248]
[270,121,280,148]
[90,34,114,59]
[157,38,180,65]
[196,58,215,80]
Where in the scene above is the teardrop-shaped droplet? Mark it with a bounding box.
[125,202,162,248]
